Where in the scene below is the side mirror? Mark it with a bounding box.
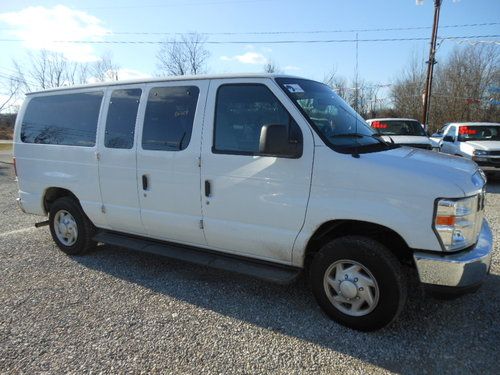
[443,135,455,142]
[259,124,301,158]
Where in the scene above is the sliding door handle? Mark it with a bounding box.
[204,180,211,197]
[142,174,149,190]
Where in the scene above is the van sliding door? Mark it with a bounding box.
[136,81,208,246]
[97,87,146,235]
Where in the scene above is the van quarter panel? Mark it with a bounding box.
[13,90,107,228]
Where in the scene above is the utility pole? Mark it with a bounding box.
[421,0,442,127]
[354,32,359,113]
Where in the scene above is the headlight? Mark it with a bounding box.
[433,195,483,251]
[473,150,488,156]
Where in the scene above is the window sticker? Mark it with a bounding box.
[283,83,305,93]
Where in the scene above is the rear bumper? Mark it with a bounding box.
[413,219,492,289]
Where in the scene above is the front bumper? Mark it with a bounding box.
[473,158,500,174]
[413,219,493,288]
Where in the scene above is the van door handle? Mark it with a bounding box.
[142,175,148,190]
[205,180,211,197]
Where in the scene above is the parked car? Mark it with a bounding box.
[429,123,449,148]
[13,74,493,331]
[366,118,436,150]
[439,122,500,177]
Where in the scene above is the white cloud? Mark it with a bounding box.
[86,68,151,84]
[117,68,152,80]
[220,52,268,65]
[0,5,109,62]
[283,65,300,72]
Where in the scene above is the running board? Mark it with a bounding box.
[93,231,301,284]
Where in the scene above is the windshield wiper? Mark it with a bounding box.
[330,133,389,145]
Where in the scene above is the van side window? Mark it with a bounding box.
[142,86,199,151]
[105,89,141,149]
[21,92,103,147]
[213,84,302,156]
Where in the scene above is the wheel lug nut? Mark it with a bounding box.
[344,275,348,279]
[359,287,364,291]
[354,278,358,282]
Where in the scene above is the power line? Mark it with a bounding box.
[0,34,497,45]
[77,0,274,10]
[104,22,500,36]
[1,22,498,36]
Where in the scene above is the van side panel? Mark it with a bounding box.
[13,91,108,228]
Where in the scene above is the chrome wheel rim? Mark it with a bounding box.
[323,260,380,317]
[54,210,78,246]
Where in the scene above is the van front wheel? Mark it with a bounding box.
[310,236,407,331]
[49,197,96,255]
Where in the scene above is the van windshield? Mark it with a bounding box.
[370,120,426,136]
[276,78,396,153]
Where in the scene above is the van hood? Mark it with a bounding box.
[381,135,431,145]
[463,140,500,151]
[355,147,484,197]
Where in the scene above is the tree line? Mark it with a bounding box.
[1,32,499,132]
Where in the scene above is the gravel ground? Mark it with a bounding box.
[0,162,499,374]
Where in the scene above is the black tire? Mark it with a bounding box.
[309,235,407,331]
[49,196,96,255]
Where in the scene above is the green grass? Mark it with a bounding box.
[0,143,13,151]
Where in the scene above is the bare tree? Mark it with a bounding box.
[12,50,82,91]
[431,45,499,128]
[390,51,427,123]
[91,52,120,82]
[323,68,349,100]
[324,69,380,117]
[11,50,120,93]
[0,75,22,112]
[391,45,499,130]
[263,60,281,73]
[156,33,210,76]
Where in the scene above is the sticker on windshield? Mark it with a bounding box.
[283,84,305,93]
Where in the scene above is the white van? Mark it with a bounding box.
[366,118,435,150]
[13,74,493,331]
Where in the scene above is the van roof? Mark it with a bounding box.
[26,73,301,95]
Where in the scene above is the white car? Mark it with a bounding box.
[366,118,436,150]
[439,122,500,177]
[13,74,493,331]
[429,123,449,149]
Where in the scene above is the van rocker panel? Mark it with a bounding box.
[93,231,301,284]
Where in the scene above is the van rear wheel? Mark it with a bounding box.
[49,197,96,255]
[309,236,407,331]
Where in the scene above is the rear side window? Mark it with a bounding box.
[142,86,199,151]
[21,92,103,146]
[214,84,301,155]
[105,89,142,149]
